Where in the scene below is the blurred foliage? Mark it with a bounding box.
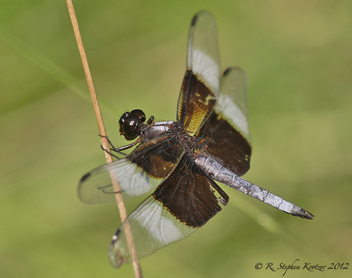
[1,0,351,277]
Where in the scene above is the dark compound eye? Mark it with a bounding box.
[119,109,146,140]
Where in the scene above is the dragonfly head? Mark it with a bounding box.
[119,109,146,140]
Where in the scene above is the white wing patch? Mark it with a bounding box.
[108,159,157,197]
[134,200,191,244]
[216,93,250,139]
[109,197,196,268]
[215,67,251,142]
[78,159,160,204]
[191,48,220,94]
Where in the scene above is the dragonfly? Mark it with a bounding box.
[78,11,314,268]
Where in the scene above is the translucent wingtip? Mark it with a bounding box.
[108,232,130,268]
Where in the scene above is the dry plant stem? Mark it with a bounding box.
[66,1,142,277]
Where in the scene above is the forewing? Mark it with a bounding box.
[177,11,220,134]
[195,67,252,176]
[109,154,229,267]
[78,135,184,204]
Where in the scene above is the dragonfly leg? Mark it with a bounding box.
[100,145,121,159]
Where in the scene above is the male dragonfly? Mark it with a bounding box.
[78,11,314,268]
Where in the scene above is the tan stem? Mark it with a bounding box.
[66,1,142,276]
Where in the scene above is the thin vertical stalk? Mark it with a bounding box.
[66,1,142,277]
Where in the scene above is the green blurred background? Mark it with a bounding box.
[1,0,351,277]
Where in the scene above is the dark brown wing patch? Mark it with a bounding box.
[153,154,229,228]
[178,70,217,134]
[195,111,252,176]
[127,134,184,179]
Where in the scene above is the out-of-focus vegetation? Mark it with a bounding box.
[1,1,351,277]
